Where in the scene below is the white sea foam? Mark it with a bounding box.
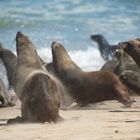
[37,47,105,71]
[0,46,104,91]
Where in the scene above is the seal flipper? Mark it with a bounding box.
[7,116,26,124]
[7,116,38,124]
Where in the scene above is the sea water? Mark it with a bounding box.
[0,0,140,71]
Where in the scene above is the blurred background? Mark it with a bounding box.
[0,0,140,70]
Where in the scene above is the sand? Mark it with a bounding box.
[0,97,140,140]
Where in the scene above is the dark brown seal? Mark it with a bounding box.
[90,34,118,61]
[120,70,140,96]
[120,39,140,68]
[0,43,17,88]
[51,42,134,107]
[39,58,74,109]
[7,32,63,124]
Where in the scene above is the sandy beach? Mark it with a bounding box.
[0,97,140,140]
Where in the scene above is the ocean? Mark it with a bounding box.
[0,0,140,71]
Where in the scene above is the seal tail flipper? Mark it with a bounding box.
[114,83,135,108]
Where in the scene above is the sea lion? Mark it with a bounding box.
[39,58,74,109]
[0,43,17,88]
[51,42,134,107]
[115,48,140,74]
[7,32,63,124]
[121,39,140,68]
[100,48,140,75]
[90,34,118,61]
[0,78,15,107]
[39,57,55,75]
[100,58,119,73]
[120,70,140,96]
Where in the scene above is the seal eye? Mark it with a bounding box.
[120,74,127,82]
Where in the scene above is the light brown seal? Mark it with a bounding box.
[0,43,17,88]
[7,32,63,124]
[51,42,134,107]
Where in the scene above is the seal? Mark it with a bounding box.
[100,58,119,74]
[52,42,134,107]
[0,79,15,107]
[119,39,140,67]
[38,58,75,109]
[0,43,17,88]
[121,39,140,68]
[115,48,140,74]
[7,32,63,124]
[39,57,55,75]
[120,70,140,96]
[90,34,118,61]
[100,48,140,76]
[0,56,9,90]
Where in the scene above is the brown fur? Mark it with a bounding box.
[115,48,140,73]
[120,39,140,68]
[7,32,63,124]
[100,58,119,74]
[100,48,140,75]
[120,70,140,96]
[0,43,17,87]
[0,79,15,107]
[52,42,134,107]
[38,57,75,109]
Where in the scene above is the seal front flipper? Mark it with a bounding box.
[7,116,25,124]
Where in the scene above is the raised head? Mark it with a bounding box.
[51,41,81,72]
[90,34,104,42]
[15,31,41,69]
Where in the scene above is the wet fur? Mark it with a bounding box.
[90,34,118,61]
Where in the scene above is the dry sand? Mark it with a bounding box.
[0,97,140,140]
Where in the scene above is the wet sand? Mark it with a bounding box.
[0,97,140,140]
